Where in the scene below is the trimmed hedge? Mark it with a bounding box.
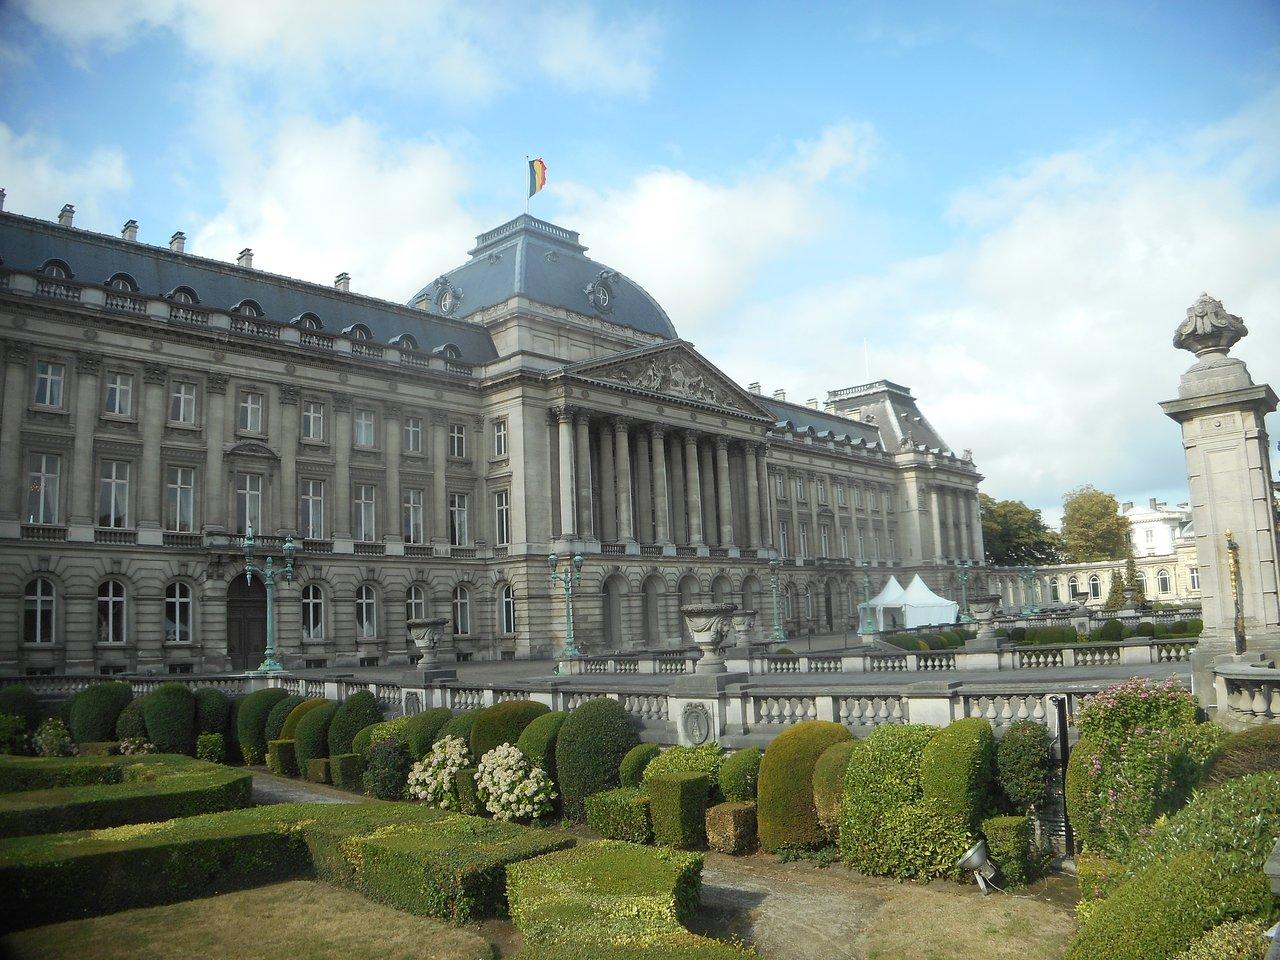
[516,939,755,959]
[281,698,329,740]
[353,707,452,759]
[1206,724,1280,785]
[921,717,996,830]
[225,696,245,764]
[719,748,761,802]
[327,691,383,757]
[438,711,479,753]
[1175,920,1268,960]
[1064,734,1102,850]
[586,787,653,844]
[114,698,148,742]
[362,738,412,800]
[650,772,709,850]
[996,720,1051,812]
[142,683,197,755]
[518,711,569,779]
[619,742,661,788]
[263,695,306,745]
[706,801,756,854]
[642,745,724,801]
[455,766,482,815]
[471,700,550,760]
[68,682,134,743]
[306,757,331,784]
[293,701,339,771]
[195,732,226,764]
[235,688,289,765]
[0,686,40,733]
[0,754,132,792]
[812,740,860,840]
[982,814,1032,887]
[267,739,298,777]
[194,688,232,738]
[556,698,640,821]
[330,752,365,791]
[757,720,851,852]
[76,741,117,756]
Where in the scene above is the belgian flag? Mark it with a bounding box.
[528,157,547,198]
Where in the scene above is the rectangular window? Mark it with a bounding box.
[448,492,469,546]
[868,490,878,511]
[888,536,895,561]
[301,400,325,441]
[836,484,846,507]
[819,523,830,558]
[795,477,806,502]
[449,423,467,459]
[164,466,195,532]
[238,392,263,433]
[873,535,881,561]
[779,519,790,558]
[799,522,810,559]
[493,418,508,458]
[354,483,377,542]
[97,460,130,528]
[104,372,134,417]
[776,474,786,499]
[494,489,511,546]
[235,473,262,535]
[26,453,60,525]
[840,526,849,559]
[354,408,376,447]
[169,381,197,425]
[854,487,863,509]
[300,479,325,539]
[857,530,866,561]
[403,416,423,453]
[34,361,65,408]
[817,480,827,504]
[1189,567,1200,590]
[402,488,424,544]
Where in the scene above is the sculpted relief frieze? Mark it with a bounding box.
[599,355,739,410]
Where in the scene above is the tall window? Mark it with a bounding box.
[164,582,193,642]
[869,490,878,511]
[775,474,786,499]
[779,519,790,558]
[493,419,508,458]
[165,466,195,532]
[302,584,324,640]
[355,584,378,639]
[300,479,325,539]
[354,483,377,542]
[452,585,471,635]
[1088,574,1102,599]
[500,584,516,634]
[34,361,65,407]
[406,584,428,622]
[23,578,56,643]
[97,580,126,643]
[857,530,866,561]
[104,372,134,417]
[873,536,881,561]
[819,523,830,558]
[98,460,130,528]
[238,392,263,433]
[840,526,849,559]
[354,408,376,447]
[1068,575,1079,598]
[235,473,262,535]
[448,493,469,546]
[854,488,863,509]
[301,401,325,441]
[169,381,197,424]
[1050,579,1061,603]
[888,536,895,561]
[1136,571,1148,594]
[794,477,806,502]
[1157,569,1172,594]
[836,484,847,507]
[1189,567,1200,590]
[798,522,809,559]
[26,453,60,524]
[493,490,511,547]
[403,416,423,453]
[817,479,827,503]
[448,423,466,458]
[402,488,424,544]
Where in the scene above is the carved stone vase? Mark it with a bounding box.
[407,617,449,670]
[731,610,757,648]
[682,602,738,674]
[966,595,1002,649]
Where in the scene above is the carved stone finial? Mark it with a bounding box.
[1174,292,1247,358]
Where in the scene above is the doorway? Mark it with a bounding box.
[226,575,267,671]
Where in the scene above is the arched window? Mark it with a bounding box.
[164,581,193,642]
[1136,571,1148,593]
[1067,575,1079,599]
[97,580,127,643]
[434,343,461,360]
[405,584,428,622]
[169,286,198,305]
[500,584,516,635]
[294,313,322,330]
[394,333,418,350]
[106,273,137,292]
[356,584,378,639]
[452,585,471,636]
[23,577,56,644]
[41,260,71,279]
[1049,578,1061,603]
[1088,574,1101,600]
[233,299,263,317]
[302,584,325,641]
[347,323,372,340]
[1156,569,1171,594]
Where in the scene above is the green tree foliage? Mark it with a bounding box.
[979,494,1061,566]
[1104,571,1127,610]
[1126,553,1147,605]
[1061,486,1131,563]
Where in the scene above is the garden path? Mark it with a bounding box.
[251,770,360,805]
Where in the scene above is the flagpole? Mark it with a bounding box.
[525,155,530,215]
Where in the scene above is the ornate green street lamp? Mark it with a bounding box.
[858,570,877,636]
[1017,566,1038,615]
[242,523,295,673]
[957,560,973,623]
[767,558,785,641]
[549,553,585,658]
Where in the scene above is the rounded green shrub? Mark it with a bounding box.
[1205,724,1280,785]
[353,708,452,759]
[328,690,384,756]
[1174,920,1268,960]
[263,695,306,745]
[196,732,226,764]
[1135,621,1156,638]
[114,697,148,741]
[362,736,412,800]
[982,814,1032,886]
[293,701,339,771]
[0,686,40,733]
[757,719,852,852]
[68,682,133,743]
[1187,618,1203,636]
[996,720,1051,812]
[719,747,761,802]
[642,744,724,800]
[1065,734,1103,850]
[438,710,479,751]
[921,717,996,829]
[619,742,660,788]
[555,698,640,821]
[235,687,289,764]
[1097,619,1124,643]
[141,683,197,754]
[350,721,381,756]
[225,696,245,763]
[193,687,232,738]
[471,700,550,759]
[518,711,569,779]
[812,739,860,840]
[281,698,328,740]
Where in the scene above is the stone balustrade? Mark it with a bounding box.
[1215,662,1280,725]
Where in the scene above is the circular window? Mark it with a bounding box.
[438,288,454,314]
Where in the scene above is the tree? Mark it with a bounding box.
[1126,552,1147,606]
[979,494,1061,566]
[1104,571,1126,610]
[1060,486,1131,563]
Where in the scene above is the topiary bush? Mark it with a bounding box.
[330,752,365,791]
[281,698,329,740]
[719,747,761,802]
[438,710,479,752]
[267,739,298,777]
[518,711,569,780]
[306,757,331,784]
[1097,619,1124,643]
[327,691,383,757]
[263,695,305,745]
[142,683,198,755]
[982,814,1032,887]
[353,707,453,760]
[195,732,226,764]
[362,737,412,799]
[707,801,757,854]
[455,766,481,815]
[921,717,997,830]
[642,744,724,800]
[757,719,852,852]
[585,787,653,844]
[555,698,640,821]
[471,700,550,760]
[68,682,134,744]
[114,698,148,742]
[1174,920,1268,960]
[194,688,232,739]
[1205,724,1280,785]
[0,686,39,734]
[293,701,339,771]
[236,688,289,765]
[225,696,244,764]
[812,740,860,841]
[619,742,661,788]
[996,720,1051,812]
[649,772,709,850]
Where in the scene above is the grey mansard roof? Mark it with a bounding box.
[409,215,678,340]
[0,212,498,364]
[759,395,882,445]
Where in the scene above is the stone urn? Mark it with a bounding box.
[407,617,449,670]
[731,610,757,648]
[682,602,738,674]
[966,594,1002,650]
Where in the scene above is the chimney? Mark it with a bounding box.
[1148,497,1158,509]
[169,231,186,254]
[58,203,75,226]
[772,389,786,401]
[335,272,351,292]
[807,397,818,409]
[1122,501,1133,512]
[237,248,254,269]
[0,188,6,212]
[121,219,138,242]
[748,381,761,394]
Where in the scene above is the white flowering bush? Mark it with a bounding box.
[407,735,471,809]
[119,737,157,756]
[476,742,557,823]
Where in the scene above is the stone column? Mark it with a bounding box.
[683,431,704,546]
[574,412,594,539]
[756,444,772,548]
[204,374,229,532]
[957,489,973,561]
[807,474,819,557]
[333,394,353,543]
[432,408,450,544]
[136,364,167,543]
[651,425,671,544]
[0,343,29,530]
[613,418,634,542]
[669,436,687,544]
[699,440,717,546]
[714,438,735,547]
[969,494,985,563]
[930,486,944,563]
[745,443,761,548]
[278,386,300,536]
[384,404,401,546]
[556,408,576,539]
[635,428,653,543]
[598,424,617,542]
[68,353,101,539]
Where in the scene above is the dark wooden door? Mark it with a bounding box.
[226,577,267,672]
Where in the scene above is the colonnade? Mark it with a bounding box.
[930,483,984,563]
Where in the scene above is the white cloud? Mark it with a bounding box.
[0,123,131,230]
[533,4,662,97]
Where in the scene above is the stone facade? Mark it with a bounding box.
[0,210,986,675]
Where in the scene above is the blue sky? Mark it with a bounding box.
[2,0,1279,521]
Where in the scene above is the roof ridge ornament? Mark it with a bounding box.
[584,269,619,315]
[1174,291,1247,358]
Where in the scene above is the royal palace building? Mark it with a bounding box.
[0,200,987,675]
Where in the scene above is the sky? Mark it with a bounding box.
[2,0,1279,524]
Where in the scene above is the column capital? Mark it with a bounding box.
[279,385,300,405]
[143,363,168,386]
[714,435,730,451]
[681,429,701,445]
[612,415,634,432]
[573,409,592,426]
[649,422,666,439]
[74,351,101,375]
[551,404,576,423]
[207,373,230,395]
[384,403,403,420]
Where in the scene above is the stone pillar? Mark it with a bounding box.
[613,418,635,542]
[958,489,973,561]
[0,342,29,530]
[432,408,450,544]
[278,387,300,536]
[333,394,353,543]
[651,425,671,544]
[635,428,653,543]
[684,431,704,546]
[1160,293,1280,707]
[68,353,101,539]
[136,364,167,543]
[384,404,401,546]
[204,374,229,532]
[807,474,819,558]
[745,443,761,548]
[574,412,594,540]
[699,440,717,546]
[556,408,576,539]
[669,435,687,545]
[969,494,986,563]
[598,424,617,542]
[756,444,772,548]
[939,487,953,561]
[930,486,944,563]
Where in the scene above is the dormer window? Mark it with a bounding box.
[433,343,462,361]
[299,314,322,330]
[169,287,198,305]
[394,334,418,350]
[233,299,263,318]
[347,323,372,341]
[106,273,137,292]
[41,260,71,279]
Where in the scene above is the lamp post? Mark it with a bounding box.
[241,522,295,673]
[957,560,973,623]
[767,558,785,642]
[549,552,585,658]
[1017,566,1038,616]
[858,570,876,636]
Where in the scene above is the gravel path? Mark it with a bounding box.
[250,771,360,805]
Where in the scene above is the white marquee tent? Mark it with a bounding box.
[859,574,958,631]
